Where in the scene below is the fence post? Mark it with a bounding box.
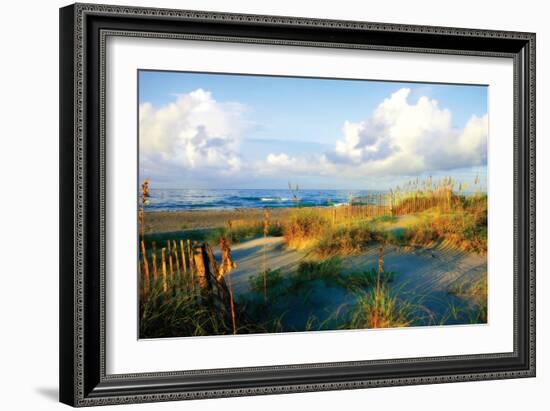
[140,240,150,295]
[173,240,181,286]
[180,240,188,290]
[226,270,237,335]
[151,241,158,285]
[193,241,208,290]
[204,242,220,282]
[161,248,167,293]
[151,252,157,286]
[187,239,195,292]
[167,241,174,290]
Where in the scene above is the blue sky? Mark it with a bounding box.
[138,70,488,190]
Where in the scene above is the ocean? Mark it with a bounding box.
[144,188,385,211]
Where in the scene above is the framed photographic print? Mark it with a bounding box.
[59,3,536,407]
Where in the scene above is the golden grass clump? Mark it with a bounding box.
[348,287,412,329]
[403,199,487,254]
[282,209,329,250]
[314,224,374,257]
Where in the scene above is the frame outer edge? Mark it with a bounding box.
[74,2,534,39]
[75,2,88,407]
[528,33,536,376]
[63,3,537,407]
[59,3,77,407]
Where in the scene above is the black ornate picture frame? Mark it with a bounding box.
[59,3,535,407]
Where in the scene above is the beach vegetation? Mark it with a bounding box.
[337,268,395,292]
[315,224,375,257]
[400,202,487,254]
[447,274,488,323]
[344,287,413,329]
[282,209,329,249]
[207,218,284,245]
[140,285,234,338]
[249,269,284,294]
[289,257,343,290]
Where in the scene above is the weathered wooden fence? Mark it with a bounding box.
[139,237,238,333]
[324,187,460,227]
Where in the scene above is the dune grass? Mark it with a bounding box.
[240,257,407,331]
[140,281,290,338]
[140,285,235,338]
[339,286,417,329]
[282,209,378,256]
[375,215,397,224]
[249,268,284,294]
[144,191,487,257]
[246,258,344,300]
[143,216,284,252]
[315,224,375,257]
[368,196,488,254]
[279,193,487,257]
[282,209,329,250]
[143,228,211,249]
[337,268,395,292]
[447,274,488,323]
[400,203,487,254]
[295,257,343,282]
[293,259,394,292]
[207,219,283,245]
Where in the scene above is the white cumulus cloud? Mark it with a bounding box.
[139,89,246,181]
[327,87,488,175]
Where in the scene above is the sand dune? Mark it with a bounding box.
[344,242,486,320]
[345,242,485,294]
[217,236,486,321]
[216,237,305,294]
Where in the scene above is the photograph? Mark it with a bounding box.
[137,71,489,338]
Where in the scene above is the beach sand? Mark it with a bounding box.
[343,241,487,320]
[144,208,294,233]
[215,236,304,294]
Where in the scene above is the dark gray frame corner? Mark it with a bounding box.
[60,3,535,407]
